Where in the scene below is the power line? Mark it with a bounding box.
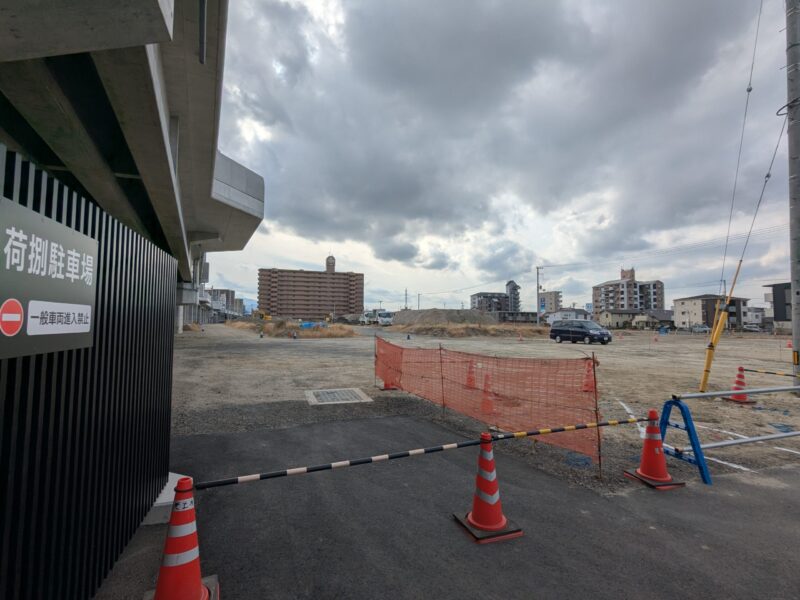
[413,223,788,298]
[539,224,787,270]
[738,116,787,261]
[719,0,764,295]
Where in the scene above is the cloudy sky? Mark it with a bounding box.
[211,0,790,311]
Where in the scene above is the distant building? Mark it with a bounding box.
[258,256,364,320]
[744,306,765,327]
[540,290,562,313]
[506,280,521,312]
[209,288,237,317]
[545,308,590,325]
[673,294,749,330]
[633,310,673,330]
[499,311,538,323]
[596,309,641,329]
[764,283,790,332]
[592,268,664,316]
[470,292,510,313]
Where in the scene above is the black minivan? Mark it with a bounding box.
[549,320,612,344]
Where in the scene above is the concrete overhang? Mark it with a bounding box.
[0,1,175,62]
[198,151,264,253]
[0,0,265,282]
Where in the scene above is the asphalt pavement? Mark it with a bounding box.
[148,415,799,599]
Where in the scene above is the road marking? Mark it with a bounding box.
[704,456,753,472]
[773,446,800,456]
[616,400,645,437]
[695,424,748,439]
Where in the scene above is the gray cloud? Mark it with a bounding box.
[418,248,458,270]
[219,0,784,278]
[473,240,534,279]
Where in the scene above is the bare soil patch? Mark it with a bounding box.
[225,319,355,338]
[173,325,798,491]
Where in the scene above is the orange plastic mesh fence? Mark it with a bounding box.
[375,337,600,460]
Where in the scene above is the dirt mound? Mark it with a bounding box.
[227,320,260,331]
[225,319,355,338]
[390,323,548,338]
[392,309,497,326]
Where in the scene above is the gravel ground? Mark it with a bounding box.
[172,324,799,491]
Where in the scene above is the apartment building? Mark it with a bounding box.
[540,290,562,313]
[673,294,749,329]
[470,292,510,312]
[258,256,364,320]
[592,268,664,316]
[506,280,521,312]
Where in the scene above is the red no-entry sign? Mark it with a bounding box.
[0,298,24,337]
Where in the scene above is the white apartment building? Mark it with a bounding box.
[592,268,664,316]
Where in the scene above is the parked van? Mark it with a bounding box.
[549,320,612,344]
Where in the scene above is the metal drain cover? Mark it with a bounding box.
[305,388,373,405]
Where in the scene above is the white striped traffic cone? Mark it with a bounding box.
[454,433,523,543]
[144,477,219,600]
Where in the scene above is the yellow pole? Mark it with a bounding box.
[699,260,743,391]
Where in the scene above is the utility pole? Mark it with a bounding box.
[404,288,408,310]
[787,0,800,389]
[417,293,420,310]
[535,266,542,324]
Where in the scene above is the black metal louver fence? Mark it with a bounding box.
[0,144,176,599]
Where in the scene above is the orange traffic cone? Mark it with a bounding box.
[454,433,523,543]
[581,360,595,393]
[724,366,754,404]
[481,373,495,415]
[624,410,685,491]
[466,360,476,390]
[145,477,219,600]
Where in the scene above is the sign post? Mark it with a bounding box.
[0,198,98,359]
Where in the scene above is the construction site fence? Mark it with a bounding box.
[374,337,601,461]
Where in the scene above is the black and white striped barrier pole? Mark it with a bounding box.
[194,417,647,490]
[742,368,795,378]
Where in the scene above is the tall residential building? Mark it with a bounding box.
[506,280,521,312]
[470,292,510,312]
[258,256,364,320]
[540,290,562,314]
[591,268,664,315]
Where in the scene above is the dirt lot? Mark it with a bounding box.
[173,324,799,491]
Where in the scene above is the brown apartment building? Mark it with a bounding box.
[258,255,364,320]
